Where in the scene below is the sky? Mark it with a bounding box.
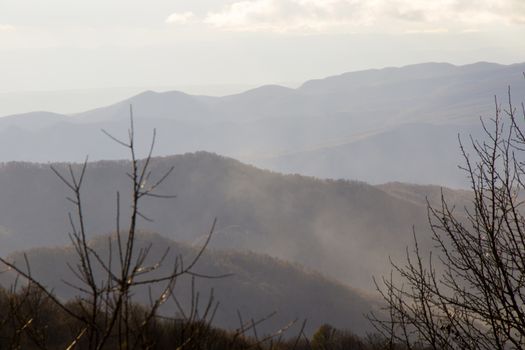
[0,0,524,96]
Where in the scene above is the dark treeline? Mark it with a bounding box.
[0,285,426,350]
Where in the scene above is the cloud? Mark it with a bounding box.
[165,12,195,25]
[0,24,16,32]
[203,0,525,33]
[204,0,369,32]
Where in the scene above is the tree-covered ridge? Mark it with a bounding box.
[1,231,380,336]
[0,152,465,291]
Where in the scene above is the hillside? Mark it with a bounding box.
[0,152,467,290]
[255,122,485,188]
[0,232,380,336]
[0,62,523,186]
[377,182,473,212]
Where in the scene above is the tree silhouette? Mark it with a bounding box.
[0,110,219,349]
[370,86,525,349]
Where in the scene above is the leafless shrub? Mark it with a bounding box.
[0,109,221,349]
[370,86,525,350]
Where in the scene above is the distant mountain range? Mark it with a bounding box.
[0,152,471,291]
[0,61,523,186]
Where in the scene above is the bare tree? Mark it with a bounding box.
[369,86,525,349]
[0,110,219,349]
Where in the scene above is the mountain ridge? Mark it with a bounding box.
[1,61,519,120]
[1,230,381,336]
[0,151,465,291]
[0,61,522,186]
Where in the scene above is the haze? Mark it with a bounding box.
[1,0,525,344]
[1,1,524,100]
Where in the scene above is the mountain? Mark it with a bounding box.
[0,231,380,336]
[75,90,213,123]
[0,62,523,186]
[0,152,467,291]
[0,111,66,132]
[253,122,487,188]
[377,182,472,212]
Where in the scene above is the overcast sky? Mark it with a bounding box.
[0,0,524,94]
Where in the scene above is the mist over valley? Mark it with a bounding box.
[0,60,522,347]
